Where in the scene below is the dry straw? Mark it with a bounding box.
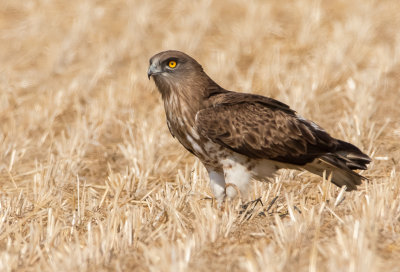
[0,0,399,271]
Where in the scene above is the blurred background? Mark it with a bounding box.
[0,0,399,271]
[1,0,398,182]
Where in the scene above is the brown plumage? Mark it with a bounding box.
[148,50,371,203]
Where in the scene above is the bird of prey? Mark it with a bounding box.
[147,50,371,204]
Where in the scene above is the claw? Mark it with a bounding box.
[239,197,266,219]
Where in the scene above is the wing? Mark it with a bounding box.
[195,100,338,165]
[206,90,296,114]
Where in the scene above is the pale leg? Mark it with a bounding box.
[207,170,226,204]
[222,158,252,199]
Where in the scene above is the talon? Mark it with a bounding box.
[266,196,279,213]
[239,197,265,219]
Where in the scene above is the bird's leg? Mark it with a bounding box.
[222,159,252,200]
[207,170,226,207]
[225,183,242,199]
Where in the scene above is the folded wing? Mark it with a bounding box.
[195,95,371,190]
[195,99,336,165]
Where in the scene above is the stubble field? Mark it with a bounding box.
[0,0,399,271]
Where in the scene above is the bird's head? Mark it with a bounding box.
[147,50,203,80]
[148,50,208,97]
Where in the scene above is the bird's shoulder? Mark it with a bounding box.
[203,90,296,115]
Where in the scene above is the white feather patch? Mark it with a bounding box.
[186,134,204,155]
[221,156,252,198]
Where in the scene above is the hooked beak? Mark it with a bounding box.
[147,63,162,79]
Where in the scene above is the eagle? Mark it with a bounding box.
[147,50,371,204]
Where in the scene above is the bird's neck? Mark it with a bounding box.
[159,73,224,126]
[162,84,201,127]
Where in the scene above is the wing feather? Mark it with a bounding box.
[195,100,338,165]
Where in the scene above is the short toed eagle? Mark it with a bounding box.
[148,50,371,203]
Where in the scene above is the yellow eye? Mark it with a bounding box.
[168,60,177,68]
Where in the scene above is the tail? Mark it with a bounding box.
[304,140,371,191]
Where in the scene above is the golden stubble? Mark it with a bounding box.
[0,0,399,271]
